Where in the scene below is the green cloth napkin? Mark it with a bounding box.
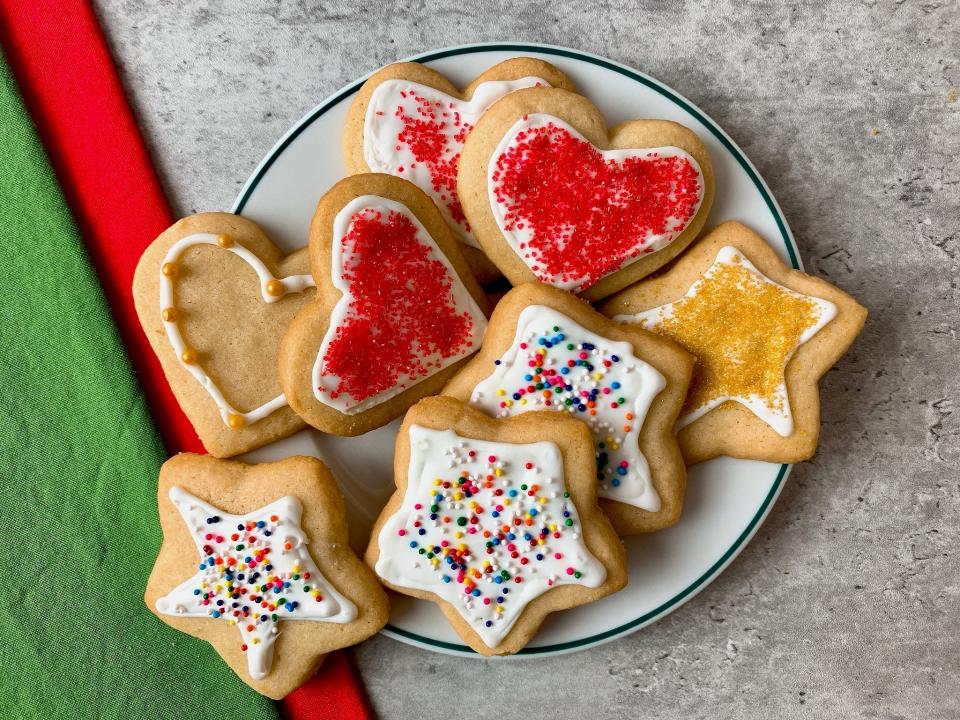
[0,54,277,719]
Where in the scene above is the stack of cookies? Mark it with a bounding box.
[133,57,867,696]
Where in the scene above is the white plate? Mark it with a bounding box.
[235,42,797,658]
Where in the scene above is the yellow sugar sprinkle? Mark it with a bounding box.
[497,389,506,396]
[650,256,822,415]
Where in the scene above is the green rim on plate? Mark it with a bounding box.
[233,42,795,656]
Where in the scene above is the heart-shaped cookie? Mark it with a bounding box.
[458,87,714,301]
[133,213,316,457]
[279,174,489,436]
[342,58,576,285]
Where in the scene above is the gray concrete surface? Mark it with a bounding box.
[92,1,959,717]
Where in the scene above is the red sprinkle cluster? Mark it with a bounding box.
[491,119,702,290]
[394,89,472,229]
[320,208,476,404]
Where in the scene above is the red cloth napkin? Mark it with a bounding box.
[0,1,372,717]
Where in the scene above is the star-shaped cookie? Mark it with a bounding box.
[145,454,388,699]
[365,396,627,655]
[601,221,867,465]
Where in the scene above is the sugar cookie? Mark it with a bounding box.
[458,87,714,300]
[279,174,489,436]
[601,221,868,464]
[365,396,627,655]
[133,213,315,457]
[144,454,389,698]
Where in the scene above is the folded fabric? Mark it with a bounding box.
[0,53,277,719]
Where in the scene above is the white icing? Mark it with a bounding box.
[468,305,666,512]
[156,487,357,680]
[311,195,487,414]
[615,246,838,436]
[363,77,548,247]
[159,233,315,426]
[375,426,606,648]
[486,113,704,291]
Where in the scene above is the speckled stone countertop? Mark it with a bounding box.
[92,1,959,717]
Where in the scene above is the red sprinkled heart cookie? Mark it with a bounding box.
[343,58,576,285]
[316,203,479,406]
[279,174,490,436]
[458,87,714,301]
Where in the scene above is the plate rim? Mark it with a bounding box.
[232,41,795,657]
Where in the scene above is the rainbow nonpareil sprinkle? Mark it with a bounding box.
[470,305,666,511]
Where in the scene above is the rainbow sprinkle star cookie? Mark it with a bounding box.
[366,396,627,655]
[145,454,388,699]
[602,221,867,465]
[444,283,694,534]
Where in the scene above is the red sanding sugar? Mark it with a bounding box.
[395,90,472,229]
[321,208,476,403]
[491,120,701,290]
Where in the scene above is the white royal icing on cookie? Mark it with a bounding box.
[487,113,704,291]
[615,246,837,436]
[375,425,606,648]
[159,233,315,427]
[311,195,487,414]
[155,487,357,680]
[468,305,666,512]
[363,77,548,247]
